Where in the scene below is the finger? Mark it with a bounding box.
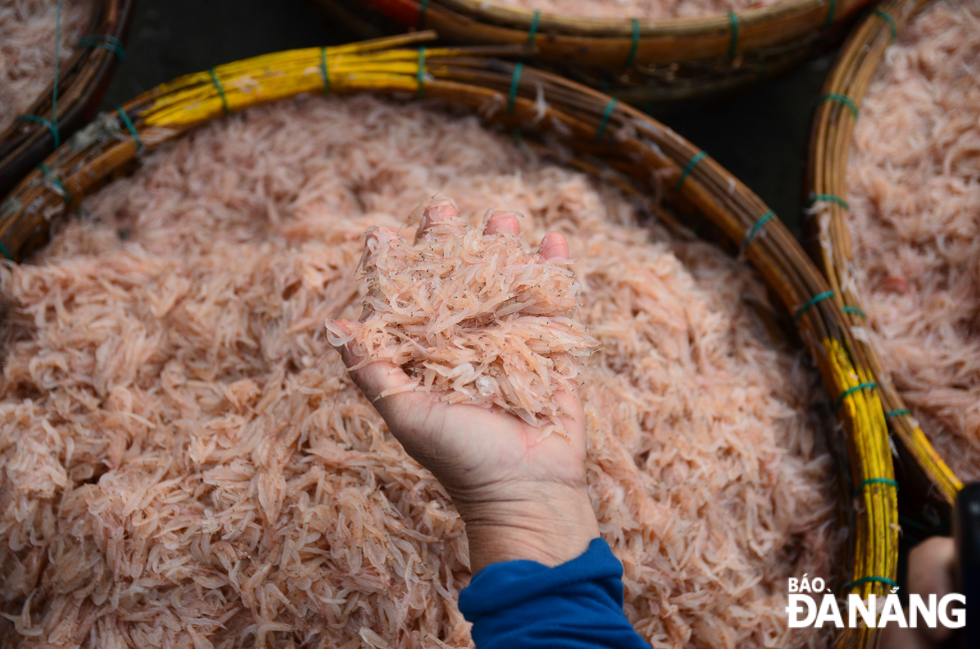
[907,536,956,644]
[908,537,955,597]
[415,198,460,243]
[538,231,569,261]
[328,319,415,402]
[484,211,521,236]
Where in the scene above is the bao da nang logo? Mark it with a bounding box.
[785,575,966,629]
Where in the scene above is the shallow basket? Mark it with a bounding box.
[316,0,872,103]
[0,34,898,648]
[804,0,961,524]
[0,0,134,200]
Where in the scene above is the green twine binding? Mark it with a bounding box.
[808,193,850,210]
[872,8,898,42]
[823,0,837,29]
[793,290,834,324]
[417,0,430,30]
[676,151,706,191]
[320,47,330,94]
[527,10,541,45]
[842,305,867,318]
[740,210,774,255]
[853,478,898,497]
[595,98,619,142]
[14,115,60,147]
[208,68,231,116]
[835,381,877,410]
[843,575,899,592]
[417,47,426,98]
[507,63,524,115]
[78,34,125,61]
[52,0,63,149]
[0,241,12,261]
[115,106,142,151]
[625,18,640,69]
[37,163,70,204]
[819,93,859,120]
[727,12,739,60]
[885,408,911,419]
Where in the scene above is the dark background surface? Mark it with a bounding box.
[97,0,839,239]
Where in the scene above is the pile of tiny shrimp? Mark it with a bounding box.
[0,0,93,134]
[327,203,597,436]
[487,0,782,22]
[842,0,980,482]
[0,95,839,649]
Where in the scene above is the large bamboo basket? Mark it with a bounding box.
[0,34,898,648]
[0,0,134,199]
[315,0,872,103]
[804,0,961,527]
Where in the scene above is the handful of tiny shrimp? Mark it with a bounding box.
[326,198,598,437]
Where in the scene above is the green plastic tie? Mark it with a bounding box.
[793,290,834,324]
[727,12,739,60]
[843,575,899,592]
[740,210,774,255]
[853,478,898,497]
[115,106,142,152]
[15,115,60,147]
[595,98,619,142]
[512,127,523,144]
[872,8,898,42]
[676,151,706,191]
[37,163,70,204]
[625,18,640,68]
[885,408,911,419]
[835,381,878,410]
[417,0,430,30]
[819,92,859,120]
[0,240,13,261]
[527,10,541,45]
[823,0,837,29]
[78,34,125,61]
[417,47,427,98]
[320,47,330,94]
[808,193,850,210]
[208,68,231,116]
[52,0,63,149]
[507,63,524,115]
[842,305,867,318]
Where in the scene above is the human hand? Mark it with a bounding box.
[880,537,956,649]
[330,202,599,573]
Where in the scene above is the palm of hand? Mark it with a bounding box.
[376,380,588,500]
[332,206,599,570]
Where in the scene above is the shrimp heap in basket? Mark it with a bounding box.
[327,199,598,437]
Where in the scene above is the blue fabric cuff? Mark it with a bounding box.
[460,538,625,618]
[459,538,651,649]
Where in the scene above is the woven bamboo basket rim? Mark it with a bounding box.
[0,0,134,201]
[804,0,961,517]
[353,0,873,65]
[0,33,898,647]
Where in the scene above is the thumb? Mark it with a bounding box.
[327,319,416,404]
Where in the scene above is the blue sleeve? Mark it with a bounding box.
[458,538,651,648]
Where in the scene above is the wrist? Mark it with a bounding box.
[454,482,600,573]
